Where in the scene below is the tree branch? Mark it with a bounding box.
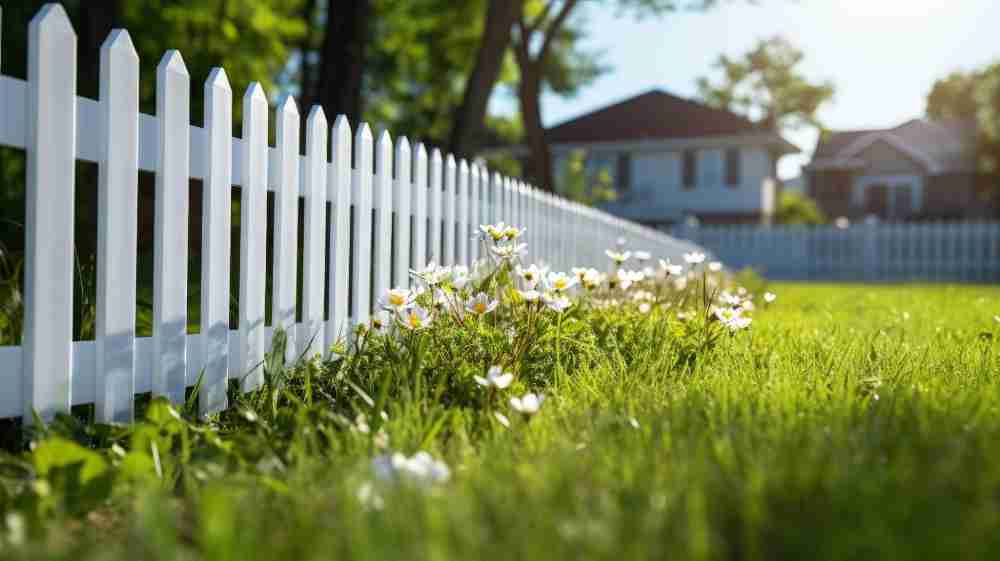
[537,0,579,64]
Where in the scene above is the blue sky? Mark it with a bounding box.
[491,0,1000,179]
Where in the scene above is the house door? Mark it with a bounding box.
[864,184,889,219]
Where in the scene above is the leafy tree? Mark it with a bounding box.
[696,36,834,133]
[775,191,826,225]
[927,63,1000,175]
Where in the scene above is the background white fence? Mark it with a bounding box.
[672,223,1000,282]
[0,4,704,423]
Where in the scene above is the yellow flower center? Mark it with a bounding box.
[474,302,487,314]
[524,272,534,281]
[554,279,567,290]
[389,293,406,306]
[408,313,422,328]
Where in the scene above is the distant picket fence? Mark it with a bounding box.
[672,222,1000,282]
[0,4,703,423]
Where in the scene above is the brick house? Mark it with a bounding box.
[805,118,998,221]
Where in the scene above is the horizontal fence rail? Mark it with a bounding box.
[0,4,704,422]
[672,223,1000,282]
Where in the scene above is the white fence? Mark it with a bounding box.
[673,223,1000,282]
[0,4,703,423]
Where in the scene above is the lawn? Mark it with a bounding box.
[3,281,1000,560]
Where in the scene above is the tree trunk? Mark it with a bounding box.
[447,0,520,157]
[78,1,121,99]
[313,0,370,125]
[518,65,553,191]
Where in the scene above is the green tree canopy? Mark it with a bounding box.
[927,63,1000,174]
[696,36,834,133]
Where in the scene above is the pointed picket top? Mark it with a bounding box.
[415,142,427,163]
[100,28,137,61]
[445,153,456,173]
[205,67,231,93]
[30,3,75,39]
[333,114,352,146]
[157,49,188,78]
[277,92,299,118]
[355,122,373,166]
[244,81,266,105]
[307,105,327,130]
[377,128,392,164]
[459,158,469,175]
[395,136,411,172]
[431,148,443,167]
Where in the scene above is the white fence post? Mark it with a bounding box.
[393,137,412,288]
[238,83,268,391]
[443,154,456,266]
[412,144,428,271]
[153,50,190,405]
[95,29,139,423]
[272,95,299,365]
[302,106,328,359]
[458,159,469,266]
[428,149,443,263]
[373,129,393,302]
[351,124,374,327]
[198,67,232,415]
[327,116,352,353]
[24,4,77,421]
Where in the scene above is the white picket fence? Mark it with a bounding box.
[0,4,703,423]
[672,223,1000,282]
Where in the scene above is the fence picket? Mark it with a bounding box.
[198,67,232,415]
[238,83,268,391]
[327,116,352,352]
[152,50,190,405]
[24,4,77,421]
[469,165,480,263]
[412,144,428,271]
[302,107,327,359]
[272,96,299,364]
[443,154,457,266]
[458,159,469,266]
[393,137,412,288]
[351,124,374,327]
[428,149,443,263]
[373,130,393,301]
[94,29,139,422]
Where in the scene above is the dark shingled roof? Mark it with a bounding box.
[813,118,978,172]
[544,89,767,144]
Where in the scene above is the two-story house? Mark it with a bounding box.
[537,90,798,227]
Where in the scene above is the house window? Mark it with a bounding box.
[725,148,740,187]
[682,150,697,190]
[616,153,631,192]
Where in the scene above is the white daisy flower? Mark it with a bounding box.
[399,305,433,330]
[605,249,631,265]
[684,252,706,265]
[659,259,684,276]
[370,310,392,334]
[764,292,777,304]
[516,264,546,289]
[494,411,511,428]
[708,261,723,272]
[491,242,528,260]
[634,250,652,262]
[373,451,451,485]
[465,292,499,316]
[503,225,526,240]
[510,393,545,416]
[545,271,577,293]
[474,365,514,389]
[379,287,414,310]
[451,265,470,289]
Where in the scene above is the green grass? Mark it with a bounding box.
[4,282,1000,560]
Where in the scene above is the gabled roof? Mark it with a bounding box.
[812,118,977,173]
[544,89,794,151]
